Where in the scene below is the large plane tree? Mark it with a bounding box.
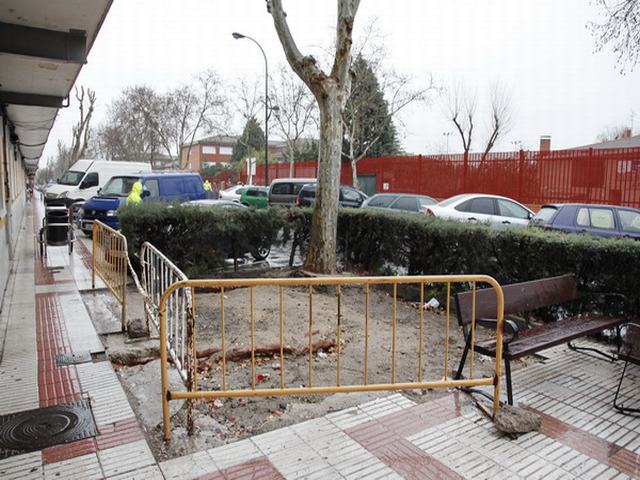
[268,0,361,273]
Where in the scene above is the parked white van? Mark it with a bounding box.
[44,159,152,204]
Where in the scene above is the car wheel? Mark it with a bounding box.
[241,202,249,206]
[252,245,271,260]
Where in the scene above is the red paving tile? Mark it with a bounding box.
[346,395,464,480]
[35,293,82,406]
[41,417,146,464]
[35,288,145,463]
[43,438,97,464]
[74,238,94,272]
[195,458,285,480]
[536,408,640,478]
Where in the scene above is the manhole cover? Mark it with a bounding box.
[0,400,97,455]
[56,351,92,366]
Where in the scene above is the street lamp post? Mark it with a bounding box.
[232,32,270,186]
[443,131,453,154]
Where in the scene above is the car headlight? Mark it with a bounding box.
[58,191,69,198]
[106,210,117,216]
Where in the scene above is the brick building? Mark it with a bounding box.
[180,135,285,172]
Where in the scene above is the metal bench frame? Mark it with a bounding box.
[613,322,640,415]
[454,274,629,405]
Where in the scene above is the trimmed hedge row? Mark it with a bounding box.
[119,204,640,305]
[119,203,283,277]
[284,208,640,306]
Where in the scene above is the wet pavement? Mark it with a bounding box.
[0,199,638,479]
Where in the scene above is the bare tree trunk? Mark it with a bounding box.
[351,158,358,189]
[288,144,295,177]
[269,0,359,273]
[304,94,342,272]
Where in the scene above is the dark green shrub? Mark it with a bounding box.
[120,203,640,306]
[119,203,283,277]
[284,208,640,306]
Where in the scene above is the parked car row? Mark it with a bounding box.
[46,159,638,244]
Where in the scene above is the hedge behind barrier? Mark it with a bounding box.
[119,203,283,277]
[284,208,640,306]
[120,204,640,305]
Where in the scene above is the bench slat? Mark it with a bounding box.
[474,315,624,359]
[455,274,578,327]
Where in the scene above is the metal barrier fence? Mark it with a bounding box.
[140,242,192,384]
[92,220,128,331]
[158,274,504,440]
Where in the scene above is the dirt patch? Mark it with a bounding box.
[85,269,537,461]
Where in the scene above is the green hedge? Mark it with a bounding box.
[285,208,640,306]
[119,203,283,277]
[120,204,640,305]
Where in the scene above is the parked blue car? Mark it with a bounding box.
[79,172,206,235]
[531,203,640,240]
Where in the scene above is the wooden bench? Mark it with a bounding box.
[454,274,630,405]
[614,323,640,414]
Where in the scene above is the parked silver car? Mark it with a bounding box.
[426,193,534,229]
[362,193,437,213]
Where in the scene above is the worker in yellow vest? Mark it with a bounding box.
[126,181,143,206]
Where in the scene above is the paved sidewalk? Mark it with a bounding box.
[0,201,639,479]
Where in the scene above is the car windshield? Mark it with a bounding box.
[58,170,85,186]
[533,206,557,224]
[101,176,141,196]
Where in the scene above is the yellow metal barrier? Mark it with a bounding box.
[92,220,128,331]
[159,275,504,440]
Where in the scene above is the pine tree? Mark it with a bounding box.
[232,117,265,162]
[343,55,399,162]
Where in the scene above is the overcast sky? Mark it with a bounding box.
[41,0,640,166]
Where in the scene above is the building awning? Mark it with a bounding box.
[0,0,113,173]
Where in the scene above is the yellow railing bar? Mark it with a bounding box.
[250,287,256,390]
[336,285,342,387]
[471,281,476,379]
[444,282,451,379]
[308,285,313,388]
[279,286,285,389]
[418,282,424,381]
[170,377,495,400]
[391,283,397,384]
[364,284,370,385]
[220,288,227,391]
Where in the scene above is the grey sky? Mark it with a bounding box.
[41,0,640,165]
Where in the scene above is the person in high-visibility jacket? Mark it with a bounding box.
[126,181,143,206]
[203,180,212,192]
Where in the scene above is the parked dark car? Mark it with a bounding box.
[296,184,367,208]
[80,172,206,235]
[531,203,640,239]
[362,193,437,213]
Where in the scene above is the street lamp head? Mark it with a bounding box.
[232,32,245,39]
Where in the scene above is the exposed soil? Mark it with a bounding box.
[84,267,537,462]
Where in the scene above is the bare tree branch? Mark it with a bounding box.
[590,0,640,72]
[482,82,513,159]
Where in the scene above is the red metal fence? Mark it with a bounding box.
[238,147,640,209]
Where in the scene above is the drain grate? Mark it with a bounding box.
[0,399,97,457]
[56,351,92,366]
